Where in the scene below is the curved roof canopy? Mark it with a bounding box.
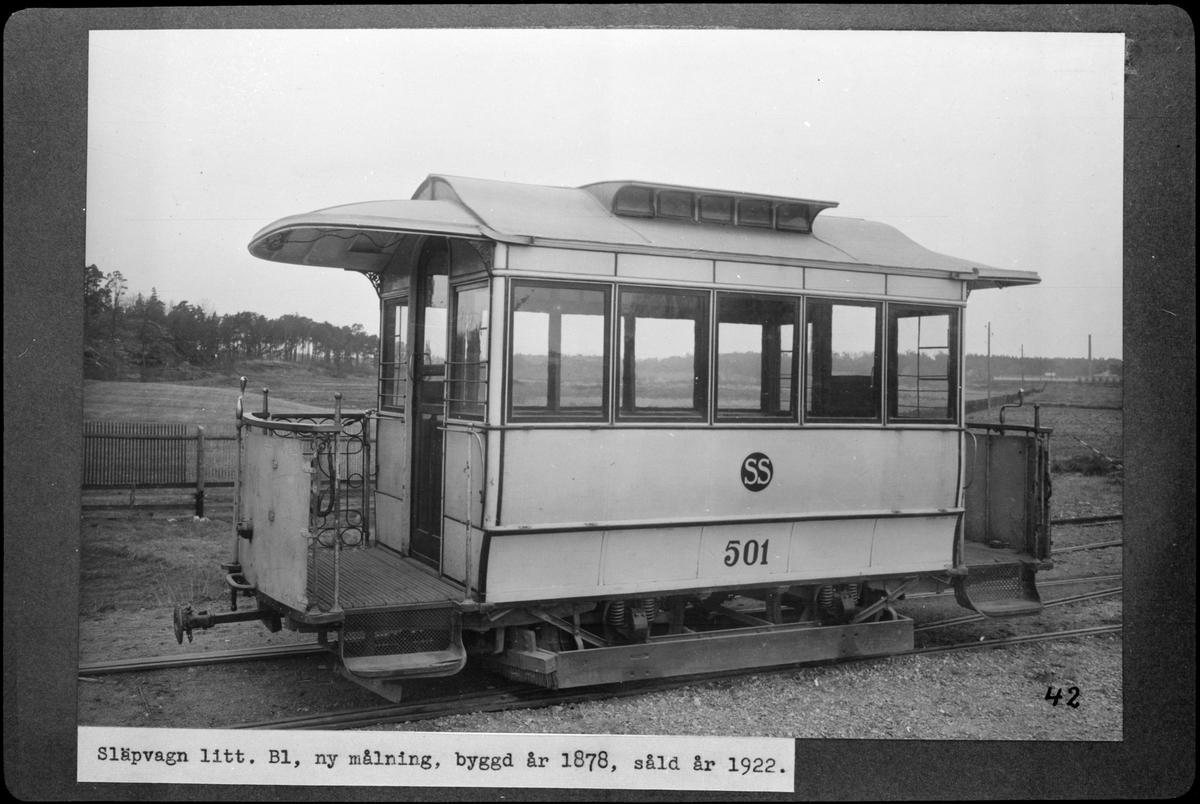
[248,174,1039,290]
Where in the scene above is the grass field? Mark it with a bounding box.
[967,382,1123,474]
[80,516,231,612]
[84,360,377,424]
[83,381,325,425]
[177,360,378,410]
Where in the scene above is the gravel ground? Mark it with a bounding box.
[389,632,1121,740]
[78,608,1122,741]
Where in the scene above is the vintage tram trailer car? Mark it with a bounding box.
[174,175,1052,701]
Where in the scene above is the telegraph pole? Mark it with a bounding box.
[986,322,992,411]
[1088,335,1093,384]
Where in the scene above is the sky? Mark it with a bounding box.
[86,29,1124,359]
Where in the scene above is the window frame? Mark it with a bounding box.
[698,194,735,224]
[737,198,774,228]
[615,285,712,422]
[497,273,967,428]
[506,279,612,424]
[714,291,800,422]
[656,190,696,220]
[775,202,811,233]
[446,279,491,422]
[886,302,960,424]
[379,294,409,413]
[803,297,884,423]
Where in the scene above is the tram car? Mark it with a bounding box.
[174,175,1053,701]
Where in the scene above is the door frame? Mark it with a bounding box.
[408,237,451,571]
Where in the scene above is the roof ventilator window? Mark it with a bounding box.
[613,185,655,217]
[737,198,773,228]
[656,190,695,220]
[698,195,735,224]
[775,202,811,233]
[610,183,830,234]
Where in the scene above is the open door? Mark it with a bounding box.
[409,238,450,571]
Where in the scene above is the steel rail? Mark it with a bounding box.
[1050,514,1122,526]
[910,624,1121,654]
[1052,540,1123,554]
[1040,573,1123,586]
[913,586,1122,632]
[78,643,327,677]
[235,622,1123,731]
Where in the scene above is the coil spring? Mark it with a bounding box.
[845,583,859,603]
[642,597,658,618]
[817,585,835,609]
[605,600,627,626]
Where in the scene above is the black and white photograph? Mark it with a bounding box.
[5,7,1194,800]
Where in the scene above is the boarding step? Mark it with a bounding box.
[338,608,466,680]
[954,562,1043,616]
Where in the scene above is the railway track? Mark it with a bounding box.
[233,622,1122,731]
[78,642,327,678]
[903,571,1122,601]
[1040,573,1123,587]
[1052,539,1122,554]
[913,585,1123,632]
[78,574,1124,678]
[79,581,1122,732]
[1051,514,1122,526]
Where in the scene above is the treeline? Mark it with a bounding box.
[964,354,1122,381]
[84,265,379,379]
[511,350,1122,384]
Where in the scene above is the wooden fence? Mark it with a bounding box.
[83,421,237,516]
[82,418,373,517]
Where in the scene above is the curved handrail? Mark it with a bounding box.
[239,411,348,434]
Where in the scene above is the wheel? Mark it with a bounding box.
[173,604,187,644]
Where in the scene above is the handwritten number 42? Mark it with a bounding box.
[1045,686,1080,708]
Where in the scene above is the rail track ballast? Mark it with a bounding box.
[173,175,1053,701]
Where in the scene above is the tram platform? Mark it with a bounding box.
[957,541,1045,616]
[302,546,470,697]
[962,540,1045,567]
[307,545,466,612]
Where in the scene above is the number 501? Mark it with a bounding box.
[724,539,769,567]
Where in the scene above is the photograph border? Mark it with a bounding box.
[5,5,1194,799]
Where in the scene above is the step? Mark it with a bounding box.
[342,645,466,678]
[954,562,1043,617]
[339,608,466,679]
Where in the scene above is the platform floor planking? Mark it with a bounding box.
[308,545,464,611]
[962,540,1034,565]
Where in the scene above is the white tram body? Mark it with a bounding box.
[176,175,1051,698]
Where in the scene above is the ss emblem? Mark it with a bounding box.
[741,453,773,492]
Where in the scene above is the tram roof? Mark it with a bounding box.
[248,174,1039,290]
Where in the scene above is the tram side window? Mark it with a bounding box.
[805,300,881,420]
[889,305,957,422]
[618,288,710,419]
[448,285,489,419]
[509,282,610,421]
[716,293,798,419]
[380,297,408,410]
